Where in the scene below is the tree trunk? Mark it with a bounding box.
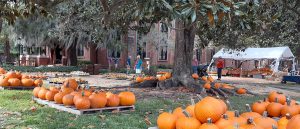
[0,19,2,33]
[4,38,11,63]
[67,42,77,66]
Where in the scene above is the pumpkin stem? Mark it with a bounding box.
[247,118,254,124]
[234,110,240,117]
[286,97,291,106]
[233,123,240,129]
[207,118,213,124]
[226,100,232,110]
[262,111,268,118]
[275,98,279,103]
[245,104,252,112]
[272,124,277,129]
[182,110,191,117]
[223,114,229,120]
[190,97,195,105]
[286,113,291,119]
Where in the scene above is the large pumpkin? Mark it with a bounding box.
[38,87,48,100]
[281,98,299,117]
[0,76,9,86]
[63,94,75,106]
[8,78,21,86]
[286,114,300,129]
[175,111,201,129]
[63,79,78,90]
[118,91,136,106]
[61,85,74,95]
[267,100,283,117]
[173,107,185,118]
[33,87,41,97]
[106,92,120,107]
[251,101,267,115]
[54,92,66,104]
[89,92,107,108]
[253,111,278,129]
[157,112,177,129]
[45,90,58,101]
[241,118,264,129]
[74,95,91,109]
[21,78,34,87]
[268,91,286,105]
[194,96,224,123]
[198,118,219,129]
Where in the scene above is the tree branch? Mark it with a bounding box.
[282,0,300,16]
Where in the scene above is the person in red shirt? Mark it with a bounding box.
[216,57,224,80]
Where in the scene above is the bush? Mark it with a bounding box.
[78,60,93,66]
[1,65,80,72]
[157,64,173,69]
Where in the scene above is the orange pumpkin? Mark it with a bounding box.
[229,110,247,125]
[15,72,22,79]
[173,107,185,118]
[237,88,247,94]
[286,114,300,129]
[38,87,48,100]
[175,111,201,129]
[8,78,21,86]
[143,76,151,81]
[89,92,107,108]
[214,83,222,89]
[192,73,199,80]
[222,84,235,89]
[6,71,17,79]
[118,91,136,106]
[201,76,208,81]
[251,101,267,115]
[164,72,172,79]
[0,68,6,74]
[45,90,58,101]
[158,76,167,81]
[241,104,261,119]
[74,95,91,109]
[203,82,211,89]
[33,87,41,97]
[224,124,246,129]
[215,114,232,129]
[253,111,278,129]
[21,78,34,87]
[63,79,78,90]
[225,110,235,118]
[34,79,43,87]
[241,118,264,129]
[54,92,66,104]
[281,98,299,117]
[198,118,219,129]
[157,112,177,129]
[194,96,224,123]
[61,85,74,95]
[136,77,144,83]
[207,76,214,82]
[62,94,75,106]
[217,98,228,114]
[267,98,283,117]
[268,91,286,105]
[0,76,9,86]
[106,93,120,107]
[278,113,291,128]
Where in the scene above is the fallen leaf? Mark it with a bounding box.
[98,115,106,120]
[144,116,152,125]
[88,125,95,128]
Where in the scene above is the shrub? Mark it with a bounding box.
[1,65,80,72]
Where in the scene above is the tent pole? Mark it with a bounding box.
[292,57,296,72]
[207,59,214,74]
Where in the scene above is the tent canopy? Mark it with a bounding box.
[213,47,295,60]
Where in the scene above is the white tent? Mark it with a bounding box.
[209,46,295,72]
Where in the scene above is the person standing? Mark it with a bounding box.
[192,55,199,73]
[134,55,143,76]
[216,57,224,80]
[126,56,131,75]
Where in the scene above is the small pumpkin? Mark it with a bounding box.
[136,77,144,83]
[62,94,75,106]
[21,78,34,87]
[268,91,286,105]
[237,88,247,94]
[164,72,172,79]
[63,79,78,90]
[229,110,247,125]
[172,107,185,119]
[0,76,9,86]
[175,110,201,129]
[157,112,177,129]
[158,75,167,81]
[106,92,120,107]
[45,90,59,101]
[241,118,264,129]
[278,113,291,128]
[286,114,300,129]
[8,78,21,86]
[61,82,74,95]
[241,104,262,119]
[198,118,219,129]
[281,97,299,117]
[54,92,66,104]
[38,87,48,100]
[251,101,267,115]
[118,91,136,106]
[74,92,91,109]
[33,87,41,97]
[89,92,107,108]
[214,83,222,89]
[203,82,211,89]
[201,76,208,81]
[254,111,278,129]
[222,84,235,89]
[6,71,17,79]
[34,79,43,87]
[185,98,196,117]
[192,73,199,80]
[215,114,232,129]
[267,98,283,117]
[207,76,214,82]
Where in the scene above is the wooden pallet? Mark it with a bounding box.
[0,86,36,90]
[32,97,135,115]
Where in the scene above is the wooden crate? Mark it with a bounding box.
[32,97,135,115]
[0,86,36,90]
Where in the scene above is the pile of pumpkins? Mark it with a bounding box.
[157,92,300,129]
[136,72,172,83]
[0,71,44,87]
[33,78,136,110]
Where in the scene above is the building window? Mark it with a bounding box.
[158,38,168,61]
[160,22,168,33]
[107,49,121,58]
[77,44,84,57]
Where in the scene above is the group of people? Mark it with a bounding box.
[126,55,143,76]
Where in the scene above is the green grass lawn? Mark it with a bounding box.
[0,90,271,129]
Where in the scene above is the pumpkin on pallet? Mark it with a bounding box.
[237,88,247,94]
[135,77,144,83]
